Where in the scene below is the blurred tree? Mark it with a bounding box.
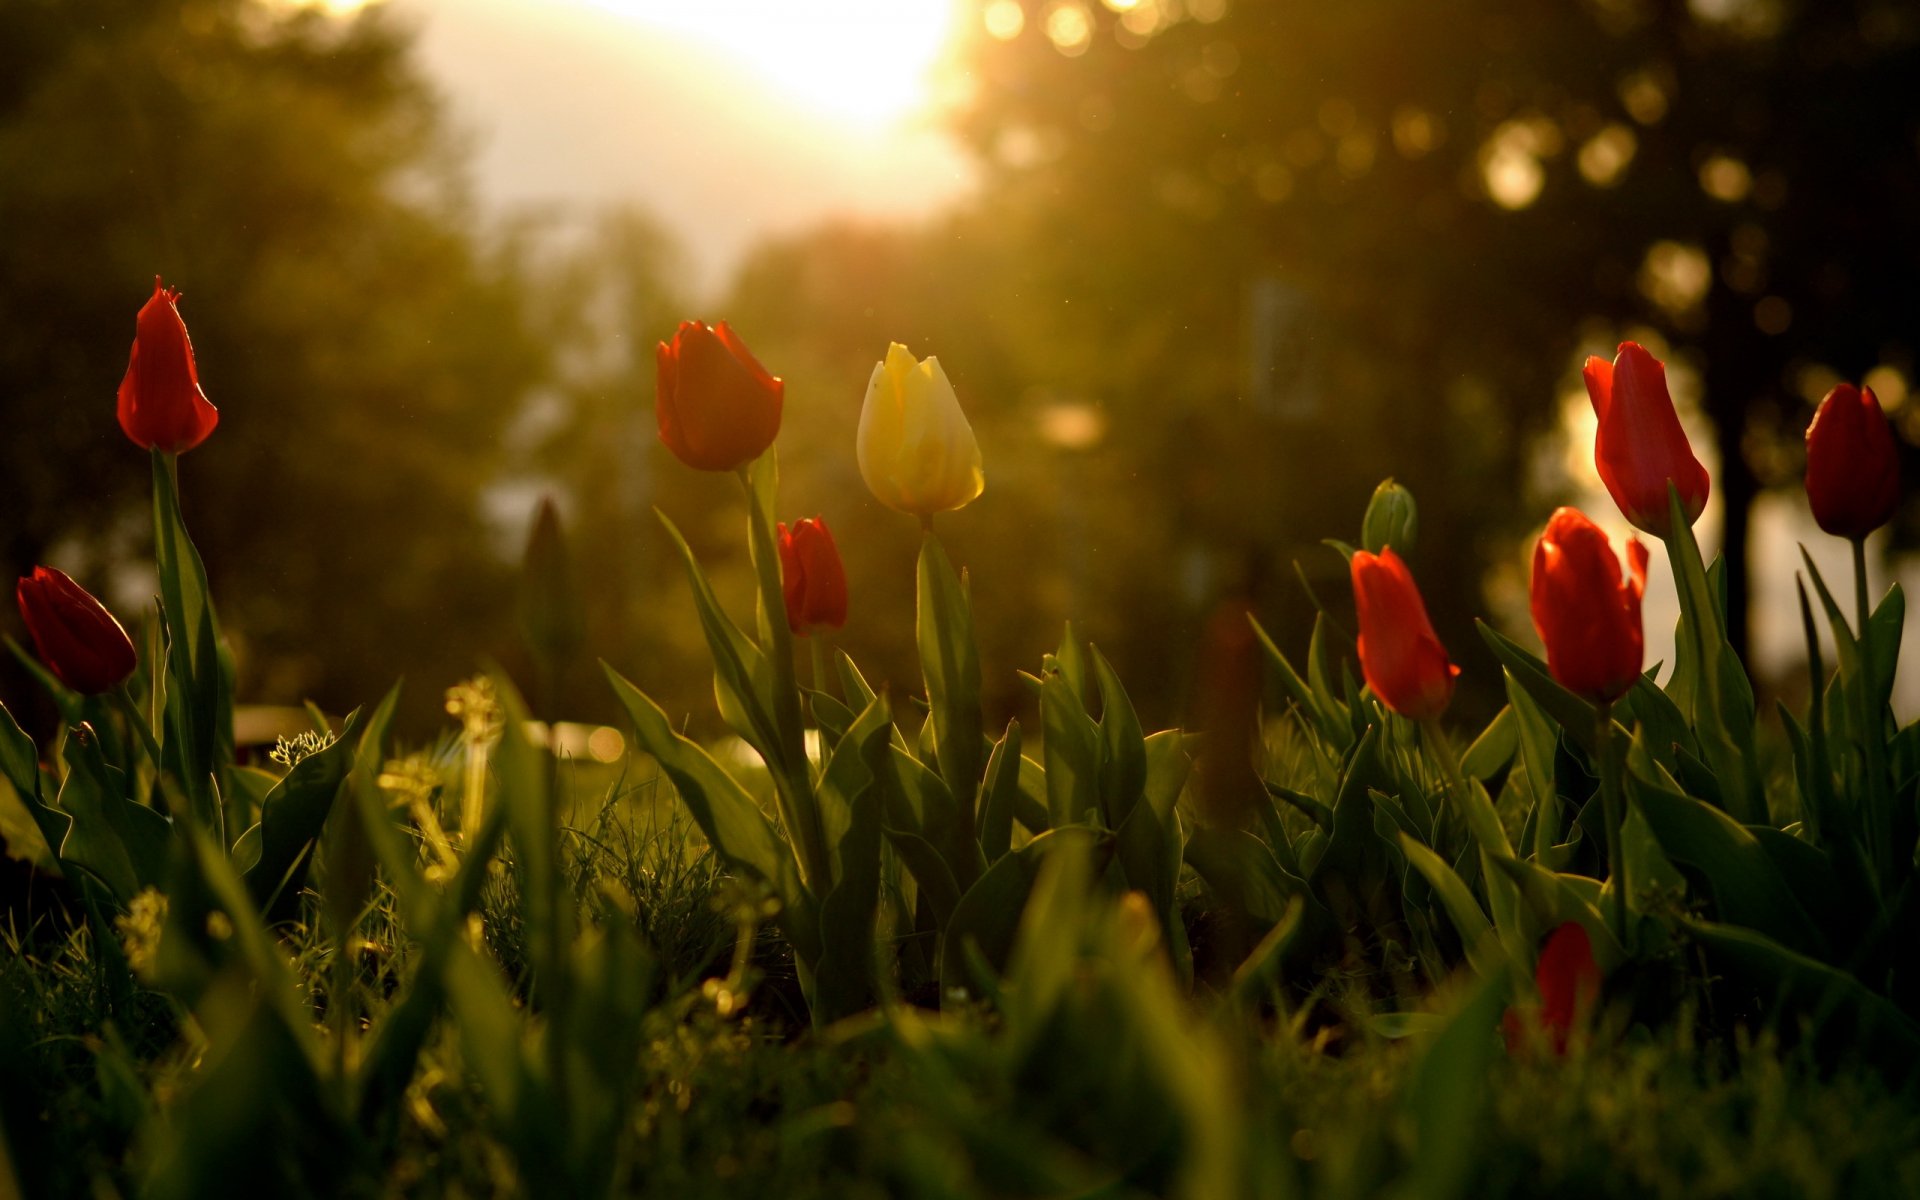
[947,0,1920,704]
[0,0,544,730]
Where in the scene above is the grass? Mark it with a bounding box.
[4,745,1918,1200]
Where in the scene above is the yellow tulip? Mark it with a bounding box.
[856,343,985,516]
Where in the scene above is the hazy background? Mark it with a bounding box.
[3,0,1918,741]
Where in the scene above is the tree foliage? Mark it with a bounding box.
[0,0,542,727]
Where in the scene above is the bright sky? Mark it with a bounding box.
[575,0,959,129]
[384,0,976,295]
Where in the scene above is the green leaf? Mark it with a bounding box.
[1401,971,1509,1200]
[1141,730,1191,822]
[812,693,894,1024]
[1040,663,1101,829]
[1627,767,1825,958]
[63,728,173,904]
[942,826,1107,999]
[236,710,363,915]
[1461,706,1516,782]
[1476,621,1601,753]
[917,533,985,836]
[655,510,785,772]
[0,699,63,856]
[977,720,1023,863]
[1681,916,1920,1069]
[1091,646,1147,829]
[1250,615,1348,749]
[881,827,963,930]
[1398,834,1500,978]
[1184,826,1304,926]
[877,743,976,885]
[152,450,232,829]
[604,663,818,964]
[1665,485,1762,822]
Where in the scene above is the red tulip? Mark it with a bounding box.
[1805,383,1901,540]
[655,321,782,471]
[1583,341,1709,537]
[1530,507,1648,703]
[1503,921,1602,1056]
[777,517,848,635]
[117,277,219,455]
[16,567,137,695]
[1350,547,1458,721]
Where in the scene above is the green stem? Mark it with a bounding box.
[1595,703,1628,938]
[737,468,830,892]
[1852,536,1871,639]
[110,686,164,775]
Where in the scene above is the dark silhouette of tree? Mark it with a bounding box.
[0,1,544,729]
[946,0,1920,692]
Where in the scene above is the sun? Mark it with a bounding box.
[580,0,958,129]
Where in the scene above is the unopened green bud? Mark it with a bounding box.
[1361,479,1418,555]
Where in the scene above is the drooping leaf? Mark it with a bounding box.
[605,663,818,964]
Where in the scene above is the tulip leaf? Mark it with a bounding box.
[1680,915,1920,1070]
[1397,833,1502,978]
[812,692,893,1024]
[942,826,1105,999]
[1141,730,1192,823]
[1665,486,1762,823]
[656,510,784,771]
[1475,621,1602,754]
[1401,970,1508,1200]
[1091,645,1147,829]
[1626,767,1824,958]
[1185,826,1305,928]
[1250,615,1348,750]
[152,450,233,831]
[604,663,818,965]
[1116,782,1182,963]
[816,693,893,879]
[1461,706,1517,782]
[917,533,984,839]
[1617,669,1693,770]
[0,699,64,854]
[977,720,1023,864]
[1040,662,1102,829]
[53,739,147,903]
[235,709,363,918]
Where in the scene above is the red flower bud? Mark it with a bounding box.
[655,321,782,471]
[117,277,219,455]
[1583,341,1709,537]
[777,517,848,636]
[1529,507,1648,703]
[16,567,137,695]
[1350,547,1458,721]
[1503,921,1602,1056]
[1805,383,1901,540]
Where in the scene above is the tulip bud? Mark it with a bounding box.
[16,567,138,695]
[1350,547,1458,721]
[655,321,783,472]
[1502,921,1602,1056]
[1360,478,1418,555]
[1805,383,1901,540]
[1529,507,1648,703]
[777,517,848,635]
[117,277,220,455]
[856,343,984,516]
[1583,341,1709,538]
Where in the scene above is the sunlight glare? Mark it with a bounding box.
[580,0,957,129]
